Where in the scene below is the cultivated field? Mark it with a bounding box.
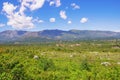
[0,40,120,80]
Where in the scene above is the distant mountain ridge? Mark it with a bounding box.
[0,29,120,43]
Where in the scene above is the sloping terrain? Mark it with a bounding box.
[0,30,120,43]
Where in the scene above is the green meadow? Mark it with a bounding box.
[0,40,120,80]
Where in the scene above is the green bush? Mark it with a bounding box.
[80,59,91,71]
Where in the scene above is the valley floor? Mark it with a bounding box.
[0,40,120,80]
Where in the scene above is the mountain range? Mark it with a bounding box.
[0,29,120,43]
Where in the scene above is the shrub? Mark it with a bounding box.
[80,59,91,71]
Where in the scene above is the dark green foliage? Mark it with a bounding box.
[0,61,28,80]
[11,64,27,80]
[37,57,55,71]
[80,59,91,71]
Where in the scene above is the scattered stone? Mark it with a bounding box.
[117,62,120,65]
[112,46,120,49]
[70,55,73,58]
[33,55,39,59]
[41,53,44,55]
[101,62,111,66]
[75,44,80,46]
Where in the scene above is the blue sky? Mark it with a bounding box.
[0,0,120,32]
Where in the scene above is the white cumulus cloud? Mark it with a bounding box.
[19,0,45,15]
[60,10,67,20]
[56,0,61,7]
[2,2,35,29]
[49,1,55,6]
[49,18,56,22]
[49,0,61,7]
[68,21,72,24]
[71,3,80,10]
[38,20,44,23]
[2,2,17,15]
[80,17,88,23]
[2,0,45,30]
[7,13,34,29]
[30,0,45,11]
[33,18,44,23]
[0,23,5,27]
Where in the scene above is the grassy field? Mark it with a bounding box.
[0,40,120,80]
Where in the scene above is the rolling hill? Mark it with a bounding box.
[0,29,120,43]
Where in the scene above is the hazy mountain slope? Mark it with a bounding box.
[0,30,120,43]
